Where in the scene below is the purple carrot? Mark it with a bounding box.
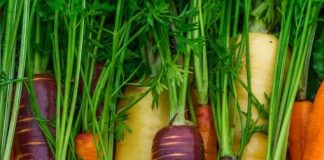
[14,74,56,160]
[152,125,205,160]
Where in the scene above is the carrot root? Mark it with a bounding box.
[288,101,312,160]
[75,133,99,160]
[303,82,324,160]
[14,74,56,160]
[196,105,217,160]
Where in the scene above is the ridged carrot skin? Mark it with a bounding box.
[288,101,312,160]
[152,125,205,160]
[303,82,324,160]
[75,133,98,160]
[14,74,56,160]
[196,105,217,160]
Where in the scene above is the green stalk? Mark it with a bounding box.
[229,0,242,149]
[266,1,295,159]
[57,16,77,159]
[215,0,235,157]
[2,0,30,159]
[271,1,322,158]
[177,40,191,123]
[53,10,62,160]
[60,0,86,158]
[33,13,42,73]
[0,1,23,154]
[81,16,106,131]
[193,0,208,105]
[237,0,254,157]
[187,83,197,124]
[104,1,124,159]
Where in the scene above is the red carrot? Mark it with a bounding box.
[303,82,324,160]
[192,87,217,160]
[288,101,312,160]
[196,105,217,160]
[14,74,56,160]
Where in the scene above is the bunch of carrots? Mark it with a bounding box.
[0,0,323,160]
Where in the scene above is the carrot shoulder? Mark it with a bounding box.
[303,82,324,160]
[289,101,312,160]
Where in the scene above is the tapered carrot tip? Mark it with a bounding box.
[152,125,205,160]
[75,133,98,160]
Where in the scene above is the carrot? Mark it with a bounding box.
[240,133,267,160]
[195,104,217,160]
[191,87,218,159]
[303,82,324,160]
[152,125,204,160]
[148,1,204,158]
[75,133,98,160]
[14,74,56,160]
[188,0,218,158]
[288,101,312,160]
[233,33,279,159]
[115,85,169,160]
[75,63,106,159]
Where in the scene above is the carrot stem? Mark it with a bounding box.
[267,1,322,159]
[2,0,30,159]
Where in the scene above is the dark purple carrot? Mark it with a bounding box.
[152,125,204,160]
[14,74,56,160]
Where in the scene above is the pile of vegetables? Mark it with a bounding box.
[0,0,323,160]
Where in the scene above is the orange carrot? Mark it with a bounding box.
[289,101,312,160]
[303,82,324,160]
[196,105,218,160]
[75,133,98,160]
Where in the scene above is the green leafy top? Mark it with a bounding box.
[250,0,277,33]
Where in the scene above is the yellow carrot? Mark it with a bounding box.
[233,32,279,160]
[115,85,169,160]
